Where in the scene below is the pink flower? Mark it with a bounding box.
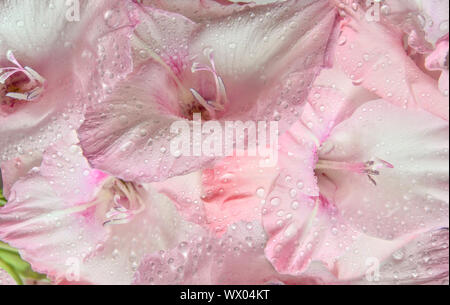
[0,132,201,284]
[263,89,448,282]
[77,0,339,183]
[0,0,137,185]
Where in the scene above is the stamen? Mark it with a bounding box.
[191,48,229,112]
[133,35,228,119]
[102,179,146,226]
[216,76,229,107]
[6,87,44,101]
[23,66,46,85]
[0,50,46,103]
[190,88,216,118]
[316,158,394,185]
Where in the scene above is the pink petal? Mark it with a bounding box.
[0,1,136,69]
[78,6,213,183]
[0,153,42,199]
[0,0,76,62]
[200,155,278,233]
[131,5,198,73]
[312,62,380,111]
[374,228,449,285]
[78,61,216,183]
[338,228,449,284]
[133,221,332,285]
[136,0,246,21]
[155,154,278,235]
[0,71,83,161]
[154,172,208,226]
[335,2,449,121]
[438,70,449,97]
[263,88,355,274]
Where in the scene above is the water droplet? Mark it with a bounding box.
[270,197,281,206]
[256,188,265,198]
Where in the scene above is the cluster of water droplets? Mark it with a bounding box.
[133,221,266,285]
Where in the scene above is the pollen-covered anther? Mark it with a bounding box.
[363,161,381,175]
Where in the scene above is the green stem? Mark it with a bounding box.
[0,256,23,285]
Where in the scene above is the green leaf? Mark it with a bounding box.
[0,241,48,285]
[0,189,6,207]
